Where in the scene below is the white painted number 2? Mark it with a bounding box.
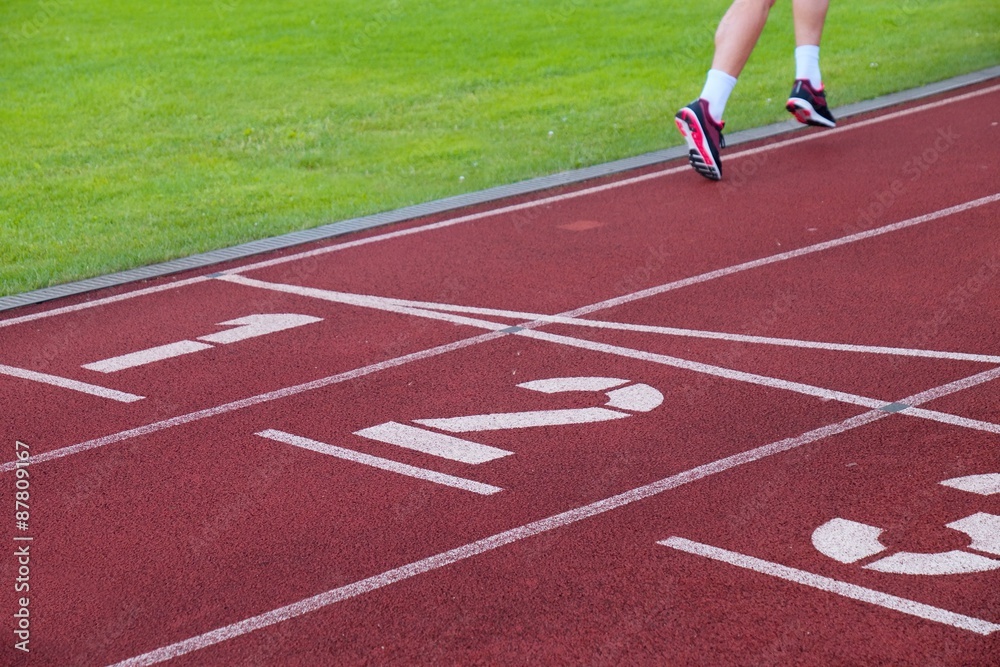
[355,377,663,464]
[812,474,1000,575]
[415,376,664,431]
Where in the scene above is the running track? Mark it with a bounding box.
[2,81,999,666]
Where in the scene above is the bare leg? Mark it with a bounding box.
[677,0,778,181]
[787,0,836,126]
[793,0,830,46]
[711,0,777,78]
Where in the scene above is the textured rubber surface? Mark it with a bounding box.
[1,81,999,666]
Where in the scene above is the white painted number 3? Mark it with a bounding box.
[812,474,1000,575]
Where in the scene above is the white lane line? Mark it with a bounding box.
[563,193,1000,319]
[346,298,1000,365]
[222,194,1000,328]
[659,537,1000,636]
[519,329,1000,436]
[0,364,144,403]
[215,275,512,333]
[0,276,213,329]
[5,85,998,331]
[227,276,881,408]
[902,406,1000,435]
[107,408,892,667]
[101,358,1000,666]
[0,331,507,473]
[521,329,887,408]
[353,422,513,464]
[82,341,214,373]
[225,275,1000,436]
[900,364,1000,404]
[257,429,502,495]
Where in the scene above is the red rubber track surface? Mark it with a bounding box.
[1,82,999,666]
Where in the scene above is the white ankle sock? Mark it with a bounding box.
[699,69,737,123]
[795,45,822,89]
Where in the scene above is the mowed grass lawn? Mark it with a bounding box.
[2,0,997,296]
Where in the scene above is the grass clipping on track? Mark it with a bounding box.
[1,0,997,296]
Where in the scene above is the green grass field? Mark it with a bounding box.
[2,0,997,297]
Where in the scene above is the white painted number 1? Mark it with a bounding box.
[83,314,322,373]
[812,473,1000,575]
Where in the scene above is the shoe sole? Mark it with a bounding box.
[675,109,722,181]
[786,97,836,128]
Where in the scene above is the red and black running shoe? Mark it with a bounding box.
[786,79,836,128]
[675,99,726,181]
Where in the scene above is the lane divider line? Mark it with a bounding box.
[564,193,1000,318]
[0,276,213,330]
[223,275,1000,436]
[257,429,503,496]
[3,85,998,331]
[108,358,1000,667]
[518,329,1000,436]
[257,283,1000,365]
[658,537,1000,636]
[0,364,144,403]
[106,410,890,667]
